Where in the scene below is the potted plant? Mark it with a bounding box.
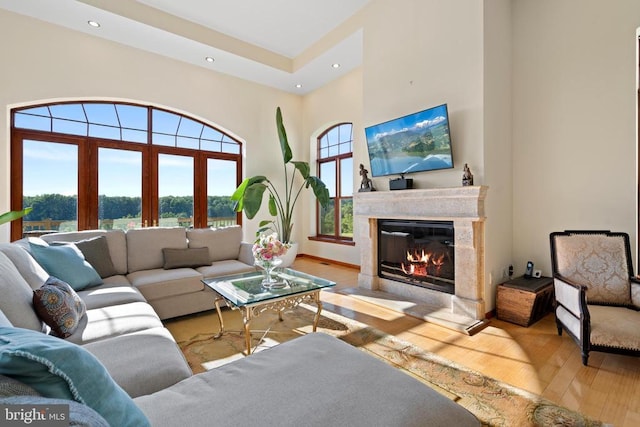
[231,107,330,262]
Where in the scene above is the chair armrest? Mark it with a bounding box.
[553,274,588,318]
[631,277,640,308]
[238,242,255,266]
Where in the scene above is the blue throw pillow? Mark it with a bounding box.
[28,243,102,290]
[0,327,150,427]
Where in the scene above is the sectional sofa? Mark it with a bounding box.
[0,226,479,426]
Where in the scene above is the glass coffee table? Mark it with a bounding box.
[202,268,336,355]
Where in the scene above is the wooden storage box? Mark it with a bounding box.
[496,276,554,327]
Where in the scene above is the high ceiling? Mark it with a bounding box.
[0,0,370,94]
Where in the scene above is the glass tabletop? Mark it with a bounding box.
[202,268,336,307]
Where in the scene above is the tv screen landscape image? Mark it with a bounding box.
[364,104,454,177]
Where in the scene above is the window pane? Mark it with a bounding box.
[341,157,354,197]
[320,199,336,235]
[49,104,86,122]
[15,113,51,131]
[327,129,338,146]
[158,154,194,227]
[53,118,86,136]
[22,140,78,234]
[339,198,353,238]
[98,148,142,230]
[121,129,147,144]
[339,124,353,143]
[176,136,199,150]
[202,127,224,141]
[153,109,180,135]
[221,142,240,154]
[177,117,204,138]
[89,124,120,140]
[320,161,336,197]
[319,134,328,150]
[84,103,119,126]
[115,105,147,131]
[152,133,176,146]
[207,158,237,227]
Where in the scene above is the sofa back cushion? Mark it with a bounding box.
[41,230,128,275]
[126,227,188,273]
[0,252,45,332]
[0,243,49,290]
[187,226,242,262]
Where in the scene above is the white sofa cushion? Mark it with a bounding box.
[127,228,188,273]
[64,302,163,345]
[196,260,256,278]
[0,252,45,332]
[187,226,242,262]
[83,327,192,398]
[0,243,49,290]
[127,268,204,300]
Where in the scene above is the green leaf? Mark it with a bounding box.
[306,176,330,208]
[243,182,268,219]
[291,161,310,179]
[0,207,33,226]
[268,194,277,217]
[276,107,292,164]
[231,176,267,212]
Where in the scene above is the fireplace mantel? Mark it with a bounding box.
[354,186,488,321]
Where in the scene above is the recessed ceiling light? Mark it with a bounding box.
[331,63,341,68]
[295,84,302,88]
[87,20,100,28]
[205,56,215,63]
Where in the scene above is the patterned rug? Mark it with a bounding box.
[164,305,603,427]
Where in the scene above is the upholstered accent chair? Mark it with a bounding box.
[549,230,640,365]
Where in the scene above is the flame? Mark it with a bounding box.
[402,249,447,278]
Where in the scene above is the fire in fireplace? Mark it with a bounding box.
[377,219,454,294]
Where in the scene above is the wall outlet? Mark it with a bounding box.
[502,267,508,278]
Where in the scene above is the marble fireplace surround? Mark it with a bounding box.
[353,186,488,327]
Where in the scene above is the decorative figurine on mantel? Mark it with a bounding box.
[358,163,375,192]
[462,163,474,186]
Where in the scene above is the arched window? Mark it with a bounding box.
[10,101,241,240]
[315,123,354,243]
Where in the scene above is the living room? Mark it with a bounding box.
[1,0,639,425]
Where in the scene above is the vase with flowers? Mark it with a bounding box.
[252,233,289,288]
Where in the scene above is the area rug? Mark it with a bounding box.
[164,305,603,427]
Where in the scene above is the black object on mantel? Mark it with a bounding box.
[389,174,413,191]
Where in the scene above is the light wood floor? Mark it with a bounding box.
[291,257,640,427]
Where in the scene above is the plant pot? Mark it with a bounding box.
[279,242,298,268]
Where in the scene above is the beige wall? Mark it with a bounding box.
[0,10,300,243]
[302,68,363,266]
[512,0,640,275]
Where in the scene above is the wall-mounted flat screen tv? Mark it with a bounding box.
[364,103,454,177]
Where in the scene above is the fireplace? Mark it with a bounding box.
[378,220,454,294]
[354,186,487,322]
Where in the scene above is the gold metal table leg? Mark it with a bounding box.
[213,296,225,339]
[312,291,323,332]
[241,307,252,355]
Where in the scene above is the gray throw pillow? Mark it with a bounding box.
[55,236,117,279]
[162,247,210,269]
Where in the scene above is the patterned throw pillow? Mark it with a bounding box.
[33,277,87,338]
